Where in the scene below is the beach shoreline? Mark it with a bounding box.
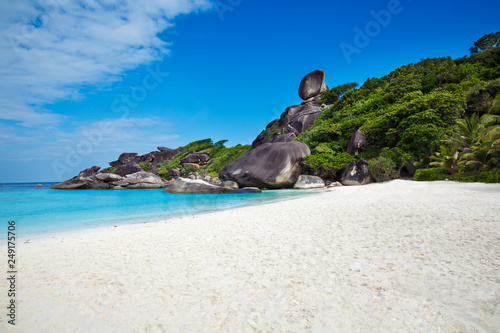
[1,180,499,332]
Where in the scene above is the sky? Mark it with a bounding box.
[1,0,499,182]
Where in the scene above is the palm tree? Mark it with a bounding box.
[430,145,464,174]
[449,113,484,151]
[462,148,496,171]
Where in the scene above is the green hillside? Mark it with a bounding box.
[297,33,500,183]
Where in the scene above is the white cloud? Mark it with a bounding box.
[0,0,213,127]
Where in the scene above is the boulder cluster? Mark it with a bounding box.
[52,69,377,192]
[252,70,330,148]
[51,165,169,190]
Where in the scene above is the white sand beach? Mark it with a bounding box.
[2,180,500,332]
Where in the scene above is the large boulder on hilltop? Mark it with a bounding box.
[252,101,324,148]
[340,159,373,186]
[293,175,325,189]
[164,178,261,194]
[347,129,366,157]
[252,70,330,148]
[112,162,143,177]
[298,70,329,100]
[180,152,210,166]
[118,153,138,164]
[219,141,310,189]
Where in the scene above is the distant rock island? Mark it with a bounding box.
[52,70,372,192]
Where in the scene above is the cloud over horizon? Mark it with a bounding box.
[0,0,212,127]
[0,0,213,181]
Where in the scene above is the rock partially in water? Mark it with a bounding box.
[293,175,325,189]
[164,178,262,194]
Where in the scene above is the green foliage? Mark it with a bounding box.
[296,45,500,179]
[302,152,355,179]
[101,165,119,173]
[413,168,449,181]
[368,147,412,182]
[469,32,500,55]
[201,143,251,176]
[430,145,464,174]
[467,170,500,183]
[156,138,251,179]
[320,82,359,104]
[413,168,500,183]
[138,162,151,172]
[369,156,399,182]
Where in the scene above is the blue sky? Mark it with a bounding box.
[1,0,499,182]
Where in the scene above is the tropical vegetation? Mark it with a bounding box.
[296,32,500,183]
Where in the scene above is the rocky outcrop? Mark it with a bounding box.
[252,70,329,148]
[51,179,94,189]
[188,172,201,180]
[78,166,101,179]
[164,178,261,194]
[347,130,366,157]
[340,159,373,186]
[293,175,326,189]
[53,167,168,190]
[95,173,123,182]
[118,153,138,164]
[168,168,182,179]
[180,152,210,166]
[210,177,222,186]
[125,172,167,186]
[219,141,310,189]
[107,148,182,169]
[113,162,143,177]
[35,184,44,187]
[152,149,181,167]
[222,180,239,189]
[298,70,329,100]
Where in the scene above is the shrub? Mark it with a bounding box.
[466,170,500,183]
[368,156,399,182]
[303,152,355,179]
[101,166,119,173]
[138,162,151,172]
[413,168,449,181]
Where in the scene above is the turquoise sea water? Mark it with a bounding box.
[0,183,315,237]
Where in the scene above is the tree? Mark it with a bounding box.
[469,32,500,55]
[320,82,359,104]
[430,145,464,174]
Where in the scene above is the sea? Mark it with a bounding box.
[0,182,317,238]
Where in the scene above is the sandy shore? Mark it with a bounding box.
[1,180,499,332]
